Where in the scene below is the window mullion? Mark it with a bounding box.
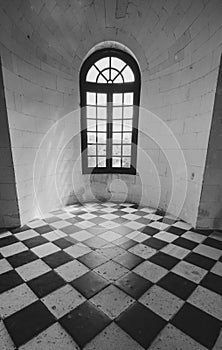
[107,92,112,169]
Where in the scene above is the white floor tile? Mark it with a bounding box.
[64,243,92,258]
[172,261,207,283]
[94,260,128,282]
[211,261,222,277]
[42,230,66,241]
[172,221,192,230]
[153,231,178,242]
[148,221,169,231]
[181,231,206,243]
[55,260,89,282]
[70,230,93,242]
[139,285,184,321]
[90,285,134,319]
[161,244,190,259]
[28,220,46,228]
[42,284,85,319]
[0,242,28,257]
[14,229,39,241]
[188,286,222,321]
[133,261,168,283]
[0,284,37,318]
[31,242,60,258]
[126,231,148,242]
[128,244,156,259]
[193,244,221,260]
[124,221,144,230]
[99,231,121,242]
[16,259,51,281]
[0,259,12,274]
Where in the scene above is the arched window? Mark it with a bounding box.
[80,48,141,174]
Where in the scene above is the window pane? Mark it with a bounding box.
[113,145,121,156]
[97,121,106,132]
[88,157,96,167]
[122,157,131,168]
[111,57,125,71]
[86,66,98,82]
[111,68,118,81]
[113,74,123,83]
[113,133,122,143]
[113,157,121,167]
[113,93,122,105]
[123,145,131,156]
[98,144,106,156]
[87,132,96,143]
[97,133,106,144]
[123,106,133,119]
[123,133,131,143]
[87,92,96,105]
[113,107,122,119]
[97,93,107,105]
[97,157,106,167]
[113,120,122,132]
[87,106,96,118]
[122,65,134,82]
[124,93,133,105]
[95,57,109,71]
[87,119,96,131]
[123,119,132,131]
[97,74,107,83]
[97,107,107,119]
[88,145,96,155]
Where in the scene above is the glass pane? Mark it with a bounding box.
[97,107,107,119]
[86,66,98,82]
[97,133,106,144]
[95,57,109,71]
[97,74,107,83]
[88,157,96,167]
[124,93,133,105]
[122,157,131,168]
[97,93,107,105]
[101,69,109,81]
[97,121,106,132]
[123,106,133,119]
[87,119,96,131]
[113,93,122,105]
[111,57,125,71]
[87,92,96,105]
[122,65,134,82]
[87,106,96,118]
[88,145,96,155]
[123,145,131,156]
[113,120,122,132]
[87,132,96,143]
[113,74,123,83]
[123,119,132,131]
[97,157,106,167]
[113,133,121,143]
[111,68,118,81]
[98,144,106,156]
[113,157,121,167]
[113,107,122,119]
[123,133,131,143]
[113,145,121,156]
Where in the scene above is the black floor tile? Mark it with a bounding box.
[116,302,166,348]
[143,237,168,250]
[60,301,111,347]
[7,250,38,268]
[10,225,30,233]
[0,235,18,248]
[53,238,74,249]
[42,250,73,269]
[202,237,222,250]
[23,236,48,248]
[113,251,144,270]
[140,226,159,236]
[115,271,152,299]
[4,300,55,347]
[171,303,222,348]
[200,272,222,295]
[78,251,108,269]
[34,225,54,234]
[149,252,179,270]
[184,252,215,270]
[71,271,109,299]
[157,272,196,300]
[28,270,66,298]
[191,229,213,236]
[166,227,186,236]
[0,270,23,293]
[162,217,176,225]
[173,237,198,250]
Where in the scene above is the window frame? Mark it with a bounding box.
[80,48,141,175]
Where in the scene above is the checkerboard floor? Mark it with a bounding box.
[0,202,222,349]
